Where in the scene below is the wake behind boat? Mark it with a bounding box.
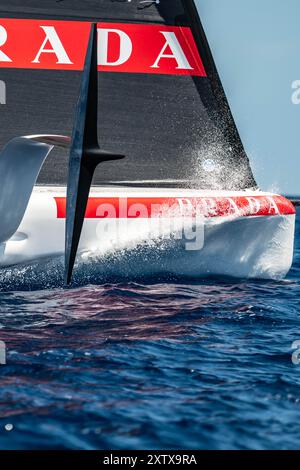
[0,0,295,282]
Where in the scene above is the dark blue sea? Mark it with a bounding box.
[0,209,299,450]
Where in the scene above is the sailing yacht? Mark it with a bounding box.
[0,0,295,282]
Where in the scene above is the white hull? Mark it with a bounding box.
[1,187,295,280]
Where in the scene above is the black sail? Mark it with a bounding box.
[0,0,257,190]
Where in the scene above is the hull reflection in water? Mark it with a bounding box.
[0,242,299,449]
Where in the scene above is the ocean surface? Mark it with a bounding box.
[0,209,299,450]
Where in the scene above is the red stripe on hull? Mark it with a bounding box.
[54,195,295,219]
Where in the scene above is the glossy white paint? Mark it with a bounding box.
[0,187,295,280]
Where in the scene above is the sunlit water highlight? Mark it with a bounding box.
[0,210,299,449]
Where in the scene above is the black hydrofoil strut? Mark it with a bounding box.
[65,23,125,285]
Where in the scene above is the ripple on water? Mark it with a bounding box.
[0,211,299,449]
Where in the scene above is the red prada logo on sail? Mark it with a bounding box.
[0,19,206,76]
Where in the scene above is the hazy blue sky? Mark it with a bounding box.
[195,0,300,195]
